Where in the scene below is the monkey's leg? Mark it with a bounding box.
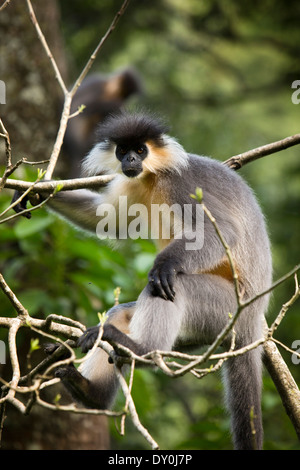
[53,351,118,409]
[54,303,136,409]
[43,342,113,409]
[63,294,184,409]
[130,274,264,450]
[185,273,263,451]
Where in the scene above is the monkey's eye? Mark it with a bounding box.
[116,145,128,160]
[136,145,147,156]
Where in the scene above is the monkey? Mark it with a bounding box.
[35,111,272,449]
[61,68,142,177]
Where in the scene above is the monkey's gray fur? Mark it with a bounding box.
[46,111,272,450]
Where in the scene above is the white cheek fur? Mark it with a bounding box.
[82,142,122,176]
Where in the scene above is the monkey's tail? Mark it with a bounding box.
[223,345,263,450]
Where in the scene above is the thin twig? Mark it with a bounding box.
[26,0,67,94]
[6,319,22,402]
[44,0,131,180]
[268,274,300,336]
[120,358,135,435]
[0,273,29,317]
[34,394,125,417]
[202,201,241,303]
[0,118,11,167]
[44,93,72,180]
[0,119,26,194]
[0,0,12,12]
[71,0,131,96]
[114,364,159,450]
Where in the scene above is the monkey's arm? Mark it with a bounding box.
[47,189,103,234]
[78,323,146,357]
[149,217,239,301]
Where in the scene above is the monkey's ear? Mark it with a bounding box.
[11,190,32,219]
[103,68,142,101]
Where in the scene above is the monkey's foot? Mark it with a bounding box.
[55,364,80,381]
[44,342,72,361]
[107,348,131,366]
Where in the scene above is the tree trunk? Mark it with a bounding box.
[0,1,110,450]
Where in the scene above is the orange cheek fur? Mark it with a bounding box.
[142,141,173,175]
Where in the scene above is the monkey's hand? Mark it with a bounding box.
[11,190,32,219]
[77,325,123,353]
[78,323,145,359]
[11,190,44,219]
[148,258,182,302]
[77,326,100,353]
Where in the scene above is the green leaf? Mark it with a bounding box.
[55,183,64,193]
[14,214,54,238]
[30,338,40,353]
[97,311,108,325]
[54,394,61,405]
[37,168,46,179]
[195,187,203,202]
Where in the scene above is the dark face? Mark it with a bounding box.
[116,143,148,177]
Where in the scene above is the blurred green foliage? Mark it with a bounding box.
[1,0,300,450]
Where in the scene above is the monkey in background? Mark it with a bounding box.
[36,112,271,449]
[61,68,141,177]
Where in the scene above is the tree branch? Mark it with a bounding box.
[223,133,300,170]
[2,130,300,195]
[0,0,12,13]
[263,340,300,440]
[114,363,160,450]
[1,174,114,193]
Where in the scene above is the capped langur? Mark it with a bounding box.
[37,112,272,449]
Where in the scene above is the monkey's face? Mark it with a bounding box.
[116,143,148,178]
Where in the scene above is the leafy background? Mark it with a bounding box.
[1,0,300,449]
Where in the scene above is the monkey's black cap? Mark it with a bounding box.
[96,111,169,147]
